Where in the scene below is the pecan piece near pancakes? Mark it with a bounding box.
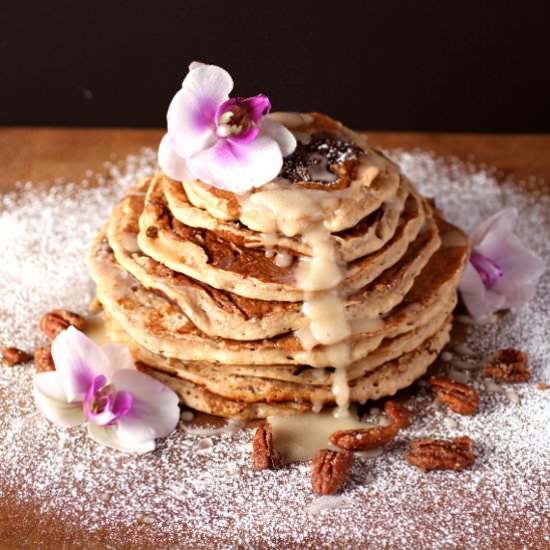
[35,344,55,373]
[383,400,414,429]
[330,423,399,451]
[311,449,353,495]
[252,422,282,470]
[40,309,85,339]
[428,376,480,415]
[484,348,530,383]
[407,436,475,472]
[145,225,159,239]
[2,346,31,367]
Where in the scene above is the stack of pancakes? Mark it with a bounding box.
[88,113,469,419]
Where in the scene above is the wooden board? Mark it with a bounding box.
[1,129,549,190]
[0,128,548,549]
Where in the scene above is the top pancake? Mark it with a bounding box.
[180,113,401,234]
[163,172,409,262]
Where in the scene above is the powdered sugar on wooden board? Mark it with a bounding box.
[0,150,549,549]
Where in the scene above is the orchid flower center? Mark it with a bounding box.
[217,105,250,137]
[215,95,271,143]
[470,250,504,289]
[83,374,133,427]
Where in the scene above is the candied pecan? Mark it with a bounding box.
[252,422,282,470]
[40,309,85,339]
[35,345,55,372]
[484,348,530,383]
[384,400,414,428]
[407,436,475,472]
[311,449,353,495]
[330,423,399,451]
[2,347,31,367]
[428,376,480,415]
[146,226,159,239]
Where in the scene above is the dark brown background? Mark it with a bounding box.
[1,0,549,132]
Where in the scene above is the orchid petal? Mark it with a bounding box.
[158,134,196,182]
[168,64,233,158]
[492,254,545,308]
[240,95,271,124]
[259,118,297,156]
[471,207,518,245]
[459,261,506,319]
[111,370,180,444]
[471,207,545,310]
[87,423,155,454]
[476,232,545,286]
[101,344,136,374]
[188,61,206,71]
[112,390,133,418]
[226,126,260,145]
[33,372,85,427]
[51,326,109,403]
[187,137,283,192]
[460,206,545,318]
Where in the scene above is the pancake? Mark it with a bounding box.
[139,367,313,420]
[106,309,452,389]
[107,182,443,340]
[136,174,429,302]
[88,225,462,367]
[113,315,450,405]
[163,173,409,262]
[134,323,450,419]
[180,113,402,234]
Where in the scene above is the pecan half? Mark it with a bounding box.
[40,310,85,339]
[35,345,55,372]
[407,436,475,472]
[330,423,399,451]
[252,422,282,470]
[2,347,31,367]
[146,226,159,239]
[484,348,530,383]
[384,400,414,428]
[428,376,479,415]
[311,449,353,495]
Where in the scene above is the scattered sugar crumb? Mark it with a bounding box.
[181,411,195,422]
[0,149,549,548]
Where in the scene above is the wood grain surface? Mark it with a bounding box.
[0,128,548,549]
[0,128,549,190]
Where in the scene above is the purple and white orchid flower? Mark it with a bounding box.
[33,326,180,454]
[158,61,296,192]
[459,207,545,319]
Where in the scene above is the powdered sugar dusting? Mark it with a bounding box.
[0,149,549,548]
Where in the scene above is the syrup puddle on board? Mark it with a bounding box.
[83,312,111,345]
[85,313,380,462]
[267,408,374,463]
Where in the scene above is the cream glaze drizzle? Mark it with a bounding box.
[267,408,374,462]
[236,170,390,417]
[83,312,111,345]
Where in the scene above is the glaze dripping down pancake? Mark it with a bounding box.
[87,112,470,418]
